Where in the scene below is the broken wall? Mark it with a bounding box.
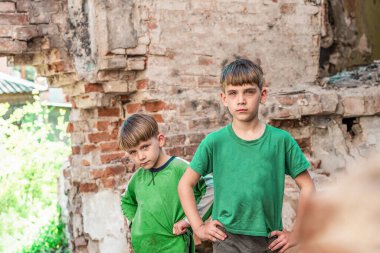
[1,0,379,252]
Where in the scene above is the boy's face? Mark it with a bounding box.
[220,83,267,123]
[126,134,165,170]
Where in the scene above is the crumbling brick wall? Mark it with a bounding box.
[1,1,379,253]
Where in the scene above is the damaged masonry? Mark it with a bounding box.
[0,0,379,252]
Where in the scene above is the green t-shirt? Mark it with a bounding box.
[121,157,213,253]
[190,124,310,236]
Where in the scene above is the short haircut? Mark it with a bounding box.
[118,113,159,150]
[220,58,264,91]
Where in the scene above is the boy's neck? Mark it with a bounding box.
[152,150,171,169]
[231,118,265,141]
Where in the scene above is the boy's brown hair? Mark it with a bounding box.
[220,58,264,91]
[118,113,159,150]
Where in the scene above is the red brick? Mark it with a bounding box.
[275,95,299,106]
[104,165,126,177]
[198,76,218,86]
[96,121,109,131]
[0,25,12,37]
[188,133,205,144]
[14,26,38,41]
[144,100,166,112]
[82,144,97,154]
[0,38,27,54]
[184,145,198,156]
[82,159,90,166]
[100,141,120,152]
[198,56,213,65]
[90,169,104,179]
[280,3,296,14]
[72,146,80,155]
[126,103,142,113]
[66,122,74,133]
[88,132,111,143]
[84,83,104,93]
[79,183,98,193]
[102,178,116,188]
[110,127,119,140]
[166,147,184,157]
[98,107,120,117]
[136,79,148,89]
[0,2,15,12]
[166,134,186,147]
[100,152,125,164]
[0,14,29,25]
[148,21,157,29]
[152,114,164,123]
[16,1,30,12]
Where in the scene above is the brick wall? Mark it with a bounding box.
[1,1,379,253]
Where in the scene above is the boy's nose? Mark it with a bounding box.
[137,152,146,161]
[237,94,246,104]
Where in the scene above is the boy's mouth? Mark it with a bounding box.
[140,161,150,167]
[236,109,248,112]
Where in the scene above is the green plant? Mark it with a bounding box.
[0,99,70,252]
[19,208,69,253]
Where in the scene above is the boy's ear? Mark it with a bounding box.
[220,91,228,106]
[260,87,268,104]
[157,133,166,147]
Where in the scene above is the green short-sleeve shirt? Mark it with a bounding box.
[190,124,310,236]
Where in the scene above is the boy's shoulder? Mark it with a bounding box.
[203,125,230,142]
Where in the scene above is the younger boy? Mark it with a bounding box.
[178,58,315,253]
[119,113,213,253]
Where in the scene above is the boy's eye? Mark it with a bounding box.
[142,144,150,150]
[245,89,256,95]
[228,91,237,96]
[129,151,137,155]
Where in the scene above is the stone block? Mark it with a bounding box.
[0,38,27,54]
[0,2,15,13]
[102,81,130,93]
[98,56,128,70]
[126,44,147,56]
[126,57,146,70]
[14,26,39,41]
[342,96,365,117]
[0,13,28,25]
[0,25,12,37]
[97,70,119,81]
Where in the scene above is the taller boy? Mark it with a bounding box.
[178,58,315,253]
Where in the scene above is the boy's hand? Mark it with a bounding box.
[173,220,190,235]
[194,220,227,242]
[268,229,296,253]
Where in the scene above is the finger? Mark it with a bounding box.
[271,240,287,251]
[209,230,226,241]
[213,227,227,239]
[270,230,282,238]
[212,220,224,227]
[268,238,282,250]
[279,244,289,253]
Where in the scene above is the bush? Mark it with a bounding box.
[19,208,69,253]
[0,100,70,252]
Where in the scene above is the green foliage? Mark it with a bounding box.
[19,208,69,253]
[0,99,70,252]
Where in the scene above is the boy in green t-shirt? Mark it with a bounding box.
[178,58,315,253]
[119,114,213,253]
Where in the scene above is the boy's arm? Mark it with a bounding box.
[178,167,226,242]
[120,182,138,228]
[269,170,315,253]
